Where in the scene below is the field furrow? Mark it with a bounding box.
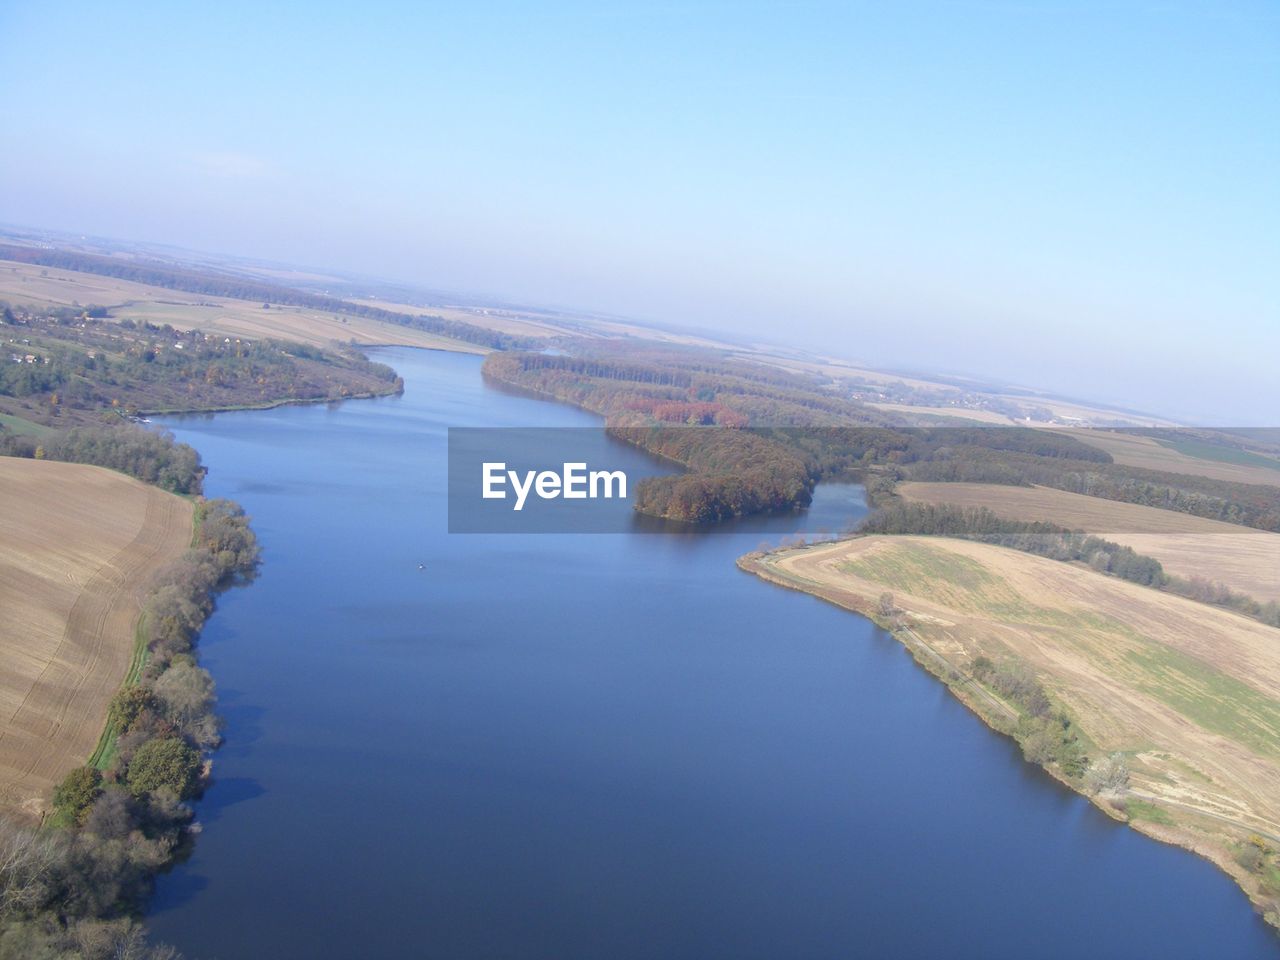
[0,458,192,818]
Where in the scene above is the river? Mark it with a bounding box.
[148,347,1278,958]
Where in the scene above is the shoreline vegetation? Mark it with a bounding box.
[739,535,1280,933]
[0,314,404,955]
[0,427,259,959]
[0,285,399,954]
[134,385,397,417]
[0,305,405,432]
[0,282,405,955]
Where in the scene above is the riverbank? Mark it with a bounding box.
[0,455,259,957]
[739,536,1280,933]
[0,310,406,432]
[138,381,403,417]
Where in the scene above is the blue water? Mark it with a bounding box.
[147,347,1279,959]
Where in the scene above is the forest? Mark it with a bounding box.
[483,347,840,522]
[482,342,1280,532]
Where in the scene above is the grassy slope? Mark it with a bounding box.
[1156,436,1280,472]
[0,412,55,437]
[741,535,1280,927]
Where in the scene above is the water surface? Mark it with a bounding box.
[149,348,1278,959]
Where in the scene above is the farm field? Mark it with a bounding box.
[0,255,1183,431]
[0,260,483,353]
[1066,428,1280,487]
[352,297,715,346]
[0,457,193,819]
[896,481,1280,601]
[864,401,1016,424]
[742,535,1280,914]
[1030,397,1176,427]
[349,298,569,339]
[730,348,1174,427]
[728,350,980,396]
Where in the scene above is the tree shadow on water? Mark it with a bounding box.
[149,864,210,914]
[214,691,266,750]
[195,776,266,826]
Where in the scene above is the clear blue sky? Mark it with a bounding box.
[1,1,1276,422]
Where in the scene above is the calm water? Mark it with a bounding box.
[149,348,1278,959]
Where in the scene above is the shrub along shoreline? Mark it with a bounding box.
[0,434,259,959]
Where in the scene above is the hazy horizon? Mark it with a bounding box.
[0,218,1199,425]
[2,2,1276,423]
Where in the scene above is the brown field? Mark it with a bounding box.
[732,350,1173,427]
[1034,398,1177,427]
[738,352,965,394]
[227,264,348,285]
[0,458,193,819]
[357,295,747,349]
[896,481,1280,602]
[350,298,567,339]
[1,257,725,353]
[745,536,1280,868]
[865,402,1016,424]
[0,260,484,353]
[1065,428,1280,487]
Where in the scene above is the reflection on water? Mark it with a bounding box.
[147,348,1278,959]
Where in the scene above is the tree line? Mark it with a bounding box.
[860,501,1280,626]
[861,502,1166,584]
[903,449,1280,531]
[1,425,205,495]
